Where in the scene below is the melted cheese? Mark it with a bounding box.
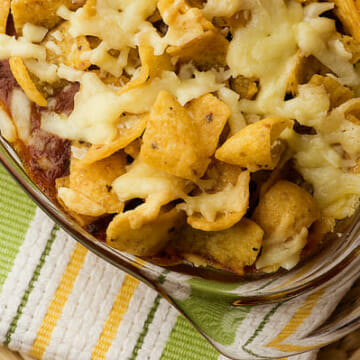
[22,24,48,43]
[224,0,360,223]
[202,0,251,19]
[112,160,186,228]
[286,132,360,219]
[41,70,224,144]
[178,172,249,222]
[279,84,330,127]
[81,42,129,77]
[295,18,358,86]
[24,59,59,83]
[113,160,185,202]
[41,72,119,144]
[218,87,247,135]
[0,34,46,60]
[0,104,16,142]
[58,0,159,50]
[228,1,358,119]
[10,89,31,142]
[228,0,303,114]
[256,227,308,271]
[56,64,83,82]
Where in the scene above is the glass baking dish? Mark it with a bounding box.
[2,133,360,360]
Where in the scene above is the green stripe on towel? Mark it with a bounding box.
[129,295,162,360]
[160,316,219,360]
[4,225,59,346]
[242,303,283,358]
[130,270,169,358]
[0,166,36,292]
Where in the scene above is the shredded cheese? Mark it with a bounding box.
[202,0,251,19]
[24,59,59,83]
[0,34,46,60]
[0,105,16,142]
[22,23,48,43]
[228,0,303,115]
[58,0,158,50]
[10,89,31,142]
[42,70,224,144]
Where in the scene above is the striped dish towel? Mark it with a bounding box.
[0,163,354,360]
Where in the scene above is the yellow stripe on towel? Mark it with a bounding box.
[92,275,139,360]
[30,243,88,359]
[267,287,326,353]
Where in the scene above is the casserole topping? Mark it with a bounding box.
[1,0,360,274]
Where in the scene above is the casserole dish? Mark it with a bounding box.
[2,0,360,358]
[2,131,360,359]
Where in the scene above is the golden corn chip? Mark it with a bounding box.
[334,0,360,41]
[179,170,250,231]
[106,208,185,256]
[287,52,333,96]
[117,46,173,95]
[158,0,187,22]
[43,21,91,71]
[230,75,259,100]
[198,160,243,193]
[258,154,292,200]
[93,70,129,88]
[172,218,263,275]
[111,201,159,232]
[147,9,162,24]
[80,113,148,165]
[58,187,107,217]
[212,11,251,35]
[69,151,126,214]
[140,92,230,181]
[139,45,173,80]
[309,75,354,109]
[186,93,231,162]
[11,0,85,35]
[82,0,97,17]
[9,56,47,107]
[55,176,97,226]
[215,116,293,172]
[55,175,70,189]
[340,35,360,64]
[140,91,203,180]
[167,29,228,69]
[287,51,304,96]
[253,181,319,271]
[187,212,245,232]
[332,97,360,125]
[159,0,228,68]
[221,163,246,188]
[0,0,10,34]
[124,139,142,160]
[254,180,319,237]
